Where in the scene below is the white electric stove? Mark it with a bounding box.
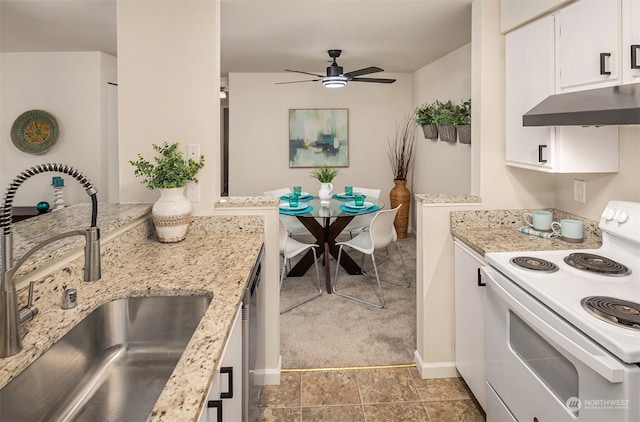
[482,200,640,422]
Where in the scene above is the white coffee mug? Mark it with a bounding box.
[559,219,584,243]
[523,210,553,232]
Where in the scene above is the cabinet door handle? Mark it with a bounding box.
[207,400,223,421]
[538,145,547,163]
[600,52,611,75]
[477,268,486,287]
[632,45,640,69]
[220,366,234,399]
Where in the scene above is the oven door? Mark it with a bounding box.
[482,266,640,422]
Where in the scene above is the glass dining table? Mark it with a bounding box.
[279,195,385,293]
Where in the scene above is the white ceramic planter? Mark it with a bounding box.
[318,182,333,204]
[152,187,192,243]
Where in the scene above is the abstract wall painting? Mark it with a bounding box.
[289,108,348,168]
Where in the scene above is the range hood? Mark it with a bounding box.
[523,83,640,126]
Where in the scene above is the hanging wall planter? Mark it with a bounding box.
[421,124,438,140]
[438,125,457,142]
[415,102,438,139]
[457,124,471,144]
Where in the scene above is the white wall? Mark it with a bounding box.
[554,127,640,220]
[117,0,220,212]
[412,43,472,196]
[0,52,116,206]
[228,72,412,202]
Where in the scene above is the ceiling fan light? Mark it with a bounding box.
[322,76,347,88]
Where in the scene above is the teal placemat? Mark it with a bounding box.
[280,194,314,201]
[279,205,314,215]
[339,204,380,214]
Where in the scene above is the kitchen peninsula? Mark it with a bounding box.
[0,203,264,421]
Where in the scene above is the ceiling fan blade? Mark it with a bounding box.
[275,79,321,85]
[344,66,384,78]
[284,69,324,78]
[350,77,396,84]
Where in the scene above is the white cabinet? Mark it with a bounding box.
[199,308,243,422]
[555,0,621,92]
[454,240,487,411]
[557,0,640,89]
[622,0,640,84]
[505,10,619,173]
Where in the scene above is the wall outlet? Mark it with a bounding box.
[186,144,201,202]
[573,179,586,203]
[186,181,200,202]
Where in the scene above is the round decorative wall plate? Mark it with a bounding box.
[11,109,59,154]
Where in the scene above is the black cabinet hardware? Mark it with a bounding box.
[632,45,640,69]
[207,400,223,421]
[600,52,611,75]
[477,268,486,287]
[538,145,547,163]
[220,366,233,399]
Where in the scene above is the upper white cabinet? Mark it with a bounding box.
[505,14,556,170]
[555,0,621,92]
[505,1,619,173]
[622,0,640,84]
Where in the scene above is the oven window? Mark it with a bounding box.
[509,311,579,415]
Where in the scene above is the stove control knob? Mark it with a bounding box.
[602,207,616,221]
[614,210,629,224]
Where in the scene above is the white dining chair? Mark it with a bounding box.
[278,219,322,314]
[333,205,410,308]
[264,188,309,236]
[342,187,382,238]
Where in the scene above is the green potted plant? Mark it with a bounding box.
[456,98,471,144]
[130,142,205,243]
[310,163,340,203]
[433,100,459,142]
[415,102,438,139]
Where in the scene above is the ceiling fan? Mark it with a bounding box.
[276,49,396,88]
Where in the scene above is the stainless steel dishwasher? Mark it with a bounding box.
[244,245,263,422]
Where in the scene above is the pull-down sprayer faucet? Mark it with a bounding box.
[1,164,101,358]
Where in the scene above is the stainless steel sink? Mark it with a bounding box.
[0,295,211,421]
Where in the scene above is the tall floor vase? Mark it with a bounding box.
[389,179,410,239]
[152,187,192,243]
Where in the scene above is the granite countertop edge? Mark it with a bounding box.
[1,211,264,422]
[450,208,602,256]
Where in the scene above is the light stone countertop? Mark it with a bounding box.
[415,193,482,205]
[450,208,602,256]
[5,203,152,275]
[1,209,264,422]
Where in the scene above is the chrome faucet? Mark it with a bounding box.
[1,164,101,358]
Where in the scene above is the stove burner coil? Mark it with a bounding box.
[581,296,640,330]
[564,253,630,276]
[510,256,559,273]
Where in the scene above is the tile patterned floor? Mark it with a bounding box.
[255,365,486,421]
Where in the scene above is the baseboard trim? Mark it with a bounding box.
[254,355,282,385]
[414,350,458,378]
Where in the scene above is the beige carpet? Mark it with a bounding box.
[279,235,416,369]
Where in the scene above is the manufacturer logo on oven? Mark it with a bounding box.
[566,397,581,411]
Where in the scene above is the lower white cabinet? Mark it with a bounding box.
[199,308,243,422]
[454,240,487,411]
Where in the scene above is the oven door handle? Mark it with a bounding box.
[485,268,626,384]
